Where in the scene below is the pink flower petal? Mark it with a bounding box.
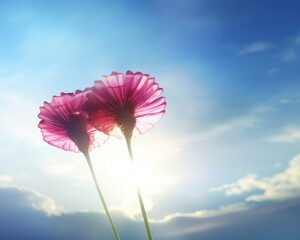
[84,71,166,139]
[38,89,107,153]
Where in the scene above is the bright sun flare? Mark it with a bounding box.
[89,137,175,218]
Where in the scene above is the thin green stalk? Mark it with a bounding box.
[125,138,153,240]
[83,152,120,240]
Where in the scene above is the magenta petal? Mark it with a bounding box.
[38,89,107,153]
[84,71,166,139]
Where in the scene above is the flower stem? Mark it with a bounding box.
[83,152,120,240]
[125,137,153,240]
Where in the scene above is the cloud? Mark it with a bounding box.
[266,68,279,75]
[187,102,277,142]
[0,175,14,183]
[0,185,300,240]
[26,188,64,216]
[281,49,297,62]
[0,91,42,146]
[211,174,260,196]
[212,154,300,202]
[191,114,259,142]
[293,34,300,44]
[238,42,272,55]
[278,98,291,104]
[159,221,224,239]
[267,125,300,143]
[155,199,300,240]
[154,203,249,223]
[0,186,132,240]
[0,185,63,216]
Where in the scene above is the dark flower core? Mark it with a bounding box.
[66,115,90,153]
[115,103,136,139]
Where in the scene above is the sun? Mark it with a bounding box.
[89,137,175,218]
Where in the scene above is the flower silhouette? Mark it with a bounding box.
[38,89,106,153]
[38,89,120,239]
[84,71,166,141]
[84,71,166,240]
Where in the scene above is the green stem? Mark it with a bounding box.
[125,138,153,240]
[83,152,120,240]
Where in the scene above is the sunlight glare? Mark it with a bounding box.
[89,137,176,219]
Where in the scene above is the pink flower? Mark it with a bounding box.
[84,71,166,140]
[38,89,107,153]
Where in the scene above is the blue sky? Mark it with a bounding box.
[1,0,300,239]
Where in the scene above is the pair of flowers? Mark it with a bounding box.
[38,71,166,240]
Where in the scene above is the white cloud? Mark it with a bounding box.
[0,185,64,216]
[281,49,297,62]
[266,68,279,76]
[191,114,259,142]
[278,98,291,104]
[162,222,224,238]
[0,175,14,183]
[212,154,300,202]
[27,188,64,216]
[294,35,300,44]
[211,174,260,196]
[238,42,272,55]
[0,184,299,240]
[0,91,42,146]
[154,203,249,223]
[267,125,300,143]
[189,103,277,142]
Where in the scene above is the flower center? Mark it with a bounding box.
[115,104,136,139]
[66,115,90,153]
